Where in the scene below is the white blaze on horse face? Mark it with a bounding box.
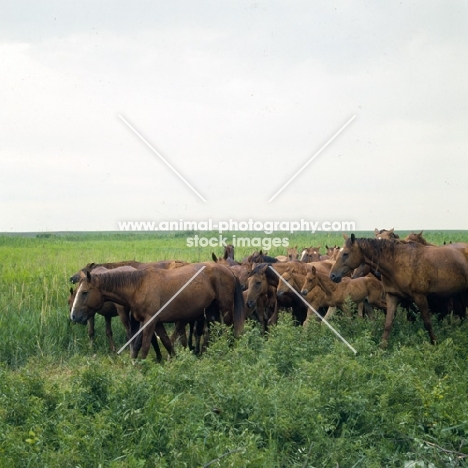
[300,249,308,261]
[70,283,83,319]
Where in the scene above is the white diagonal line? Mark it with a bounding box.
[117,266,206,355]
[268,114,356,202]
[268,266,357,354]
[118,114,207,203]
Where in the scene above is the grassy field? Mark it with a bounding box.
[1,230,468,467]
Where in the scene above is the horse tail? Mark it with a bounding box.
[232,275,246,337]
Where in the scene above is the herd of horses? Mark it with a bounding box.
[68,229,468,358]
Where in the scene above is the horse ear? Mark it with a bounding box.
[350,233,356,243]
[86,270,92,282]
[343,233,349,240]
[374,228,379,235]
[389,228,394,233]
[211,253,218,262]
[312,266,316,274]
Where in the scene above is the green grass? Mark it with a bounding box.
[1,230,468,467]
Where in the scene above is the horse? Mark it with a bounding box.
[229,262,252,291]
[211,244,239,266]
[304,266,386,320]
[70,260,188,283]
[325,245,341,261]
[245,250,279,263]
[68,266,163,359]
[402,231,436,246]
[374,228,400,240]
[70,262,245,359]
[244,265,278,333]
[330,234,468,347]
[275,267,331,326]
[300,246,322,262]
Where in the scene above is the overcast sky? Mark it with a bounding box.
[1,1,467,232]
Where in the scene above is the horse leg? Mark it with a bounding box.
[357,302,364,318]
[413,294,437,344]
[87,315,95,348]
[151,332,162,362]
[267,300,279,326]
[322,306,337,322]
[381,294,400,348]
[104,315,116,352]
[154,322,176,358]
[171,321,188,348]
[194,317,205,355]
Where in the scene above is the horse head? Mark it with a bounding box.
[69,271,104,324]
[330,234,364,283]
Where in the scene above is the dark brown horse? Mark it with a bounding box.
[330,234,468,346]
[70,262,245,359]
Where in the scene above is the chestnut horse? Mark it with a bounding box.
[330,234,468,346]
[303,266,386,320]
[70,262,245,359]
[68,266,164,359]
[277,268,332,326]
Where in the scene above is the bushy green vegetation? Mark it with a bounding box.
[1,231,468,467]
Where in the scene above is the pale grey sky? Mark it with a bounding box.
[1,1,467,232]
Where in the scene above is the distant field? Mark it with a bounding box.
[1,230,468,467]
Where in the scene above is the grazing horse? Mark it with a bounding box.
[70,260,188,284]
[70,263,245,359]
[330,234,468,347]
[68,266,163,359]
[244,264,278,332]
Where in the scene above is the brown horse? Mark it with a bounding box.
[211,244,239,266]
[403,231,436,246]
[244,264,278,332]
[374,228,400,240]
[68,266,163,359]
[70,262,245,359]
[305,266,386,319]
[330,234,468,346]
[229,262,252,291]
[70,260,188,283]
[300,246,322,262]
[276,267,332,326]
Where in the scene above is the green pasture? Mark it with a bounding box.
[1,230,468,467]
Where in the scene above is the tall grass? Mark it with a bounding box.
[1,230,468,467]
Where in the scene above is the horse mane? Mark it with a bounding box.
[354,237,421,261]
[92,268,147,291]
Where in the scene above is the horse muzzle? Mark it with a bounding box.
[329,272,342,283]
[301,289,308,296]
[70,313,88,325]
